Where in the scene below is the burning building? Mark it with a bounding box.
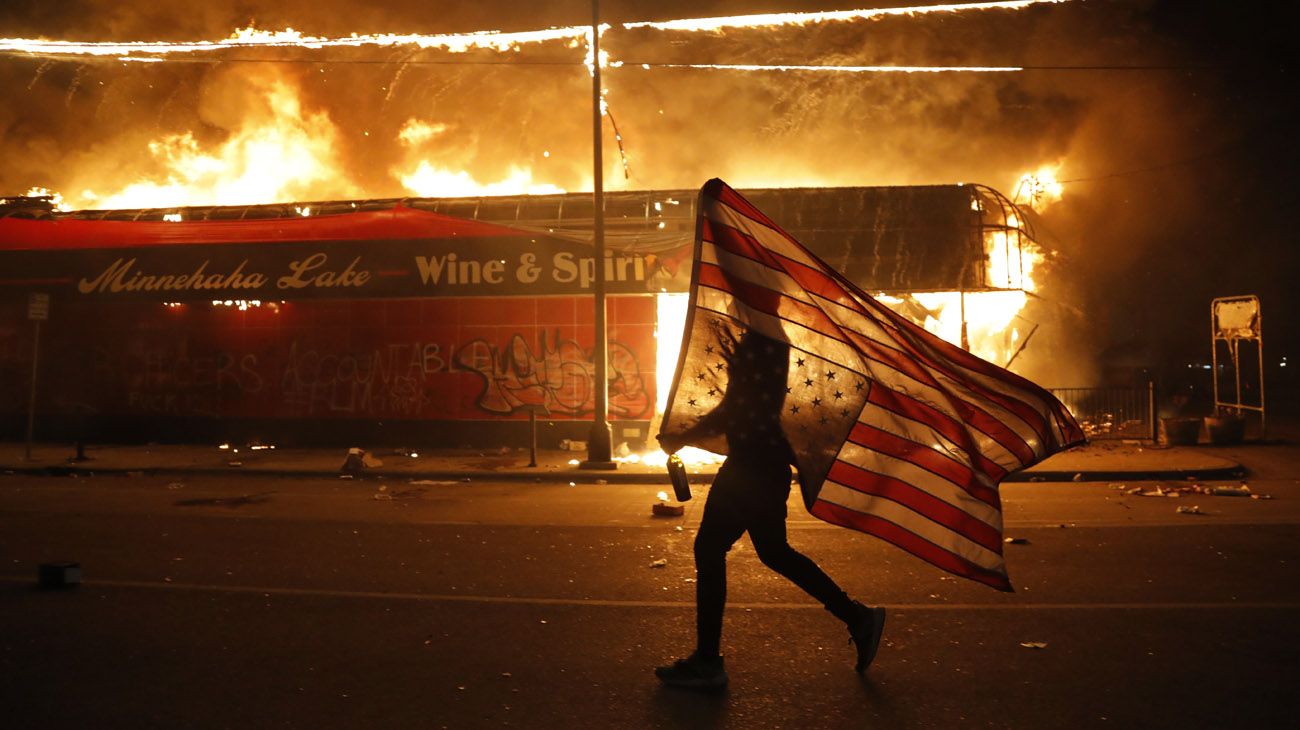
[0,183,1049,450]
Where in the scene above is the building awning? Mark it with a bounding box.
[0,205,657,300]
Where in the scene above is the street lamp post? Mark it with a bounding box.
[582,0,615,469]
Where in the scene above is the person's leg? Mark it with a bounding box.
[745,472,858,624]
[692,466,749,659]
[744,467,886,672]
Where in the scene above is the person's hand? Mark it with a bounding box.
[657,433,684,454]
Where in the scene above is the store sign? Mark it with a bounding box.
[4,235,660,301]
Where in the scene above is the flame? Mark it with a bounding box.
[75,76,356,209]
[640,292,731,467]
[623,446,726,469]
[397,119,447,146]
[879,218,1045,365]
[393,116,565,197]
[655,292,691,413]
[0,25,588,60]
[636,63,1021,74]
[1014,166,1064,211]
[21,186,71,211]
[910,291,1027,364]
[624,1,1071,32]
[399,164,564,198]
[987,219,1044,291]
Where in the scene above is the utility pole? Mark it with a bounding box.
[583,0,615,469]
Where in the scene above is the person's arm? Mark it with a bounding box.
[658,401,728,453]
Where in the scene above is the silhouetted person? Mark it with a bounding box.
[656,331,885,690]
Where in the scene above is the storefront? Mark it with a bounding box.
[0,206,660,447]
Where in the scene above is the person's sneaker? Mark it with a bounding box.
[654,653,728,690]
[848,601,886,673]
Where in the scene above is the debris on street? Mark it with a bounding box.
[653,502,684,516]
[1124,483,1263,500]
[1004,537,1030,545]
[1175,505,1204,515]
[1020,642,1048,650]
[649,558,667,568]
[340,448,367,476]
[38,561,81,589]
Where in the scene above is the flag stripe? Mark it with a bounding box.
[809,498,1011,591]
[846,421,1000,507]
[878,313,1063,450]
[703,221,858,310]
[856,400,998,492]
[860,284,1085,448]
[850,324,1041,467]
[698,263,848,344]
[845,297,1056,452]
[948,395,1038,465]
[845,332,1042,460]
[816,479,1004,570]
[866,385,1011,480]
[703,199,822,270]
[712,182,785,233]
[826,460,1004,552]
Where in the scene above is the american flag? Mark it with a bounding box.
[659,179,1085,590]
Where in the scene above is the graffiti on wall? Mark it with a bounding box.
[88,342,264,417]
[455,331,650,419]
[280,341,444,417]
[1,298,656,423]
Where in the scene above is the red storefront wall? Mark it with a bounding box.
[0,294,656,445]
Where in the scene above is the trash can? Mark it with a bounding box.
[1161,417,1201,446]
[1204,415,1246,445]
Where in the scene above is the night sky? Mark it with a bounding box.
[1,1,1295,397]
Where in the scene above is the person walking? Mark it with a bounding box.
[655,331,885,690]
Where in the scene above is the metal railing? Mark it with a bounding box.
[1049,384,1155,441]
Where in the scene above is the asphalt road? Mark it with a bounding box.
[2,456,1298,729]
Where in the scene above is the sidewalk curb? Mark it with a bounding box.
[0,464,684,485]
[2,463,1248,484]
[1003,466,1247,483]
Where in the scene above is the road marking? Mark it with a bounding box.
[2,575,1296,611]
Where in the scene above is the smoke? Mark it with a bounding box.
[1,0,1284,383]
